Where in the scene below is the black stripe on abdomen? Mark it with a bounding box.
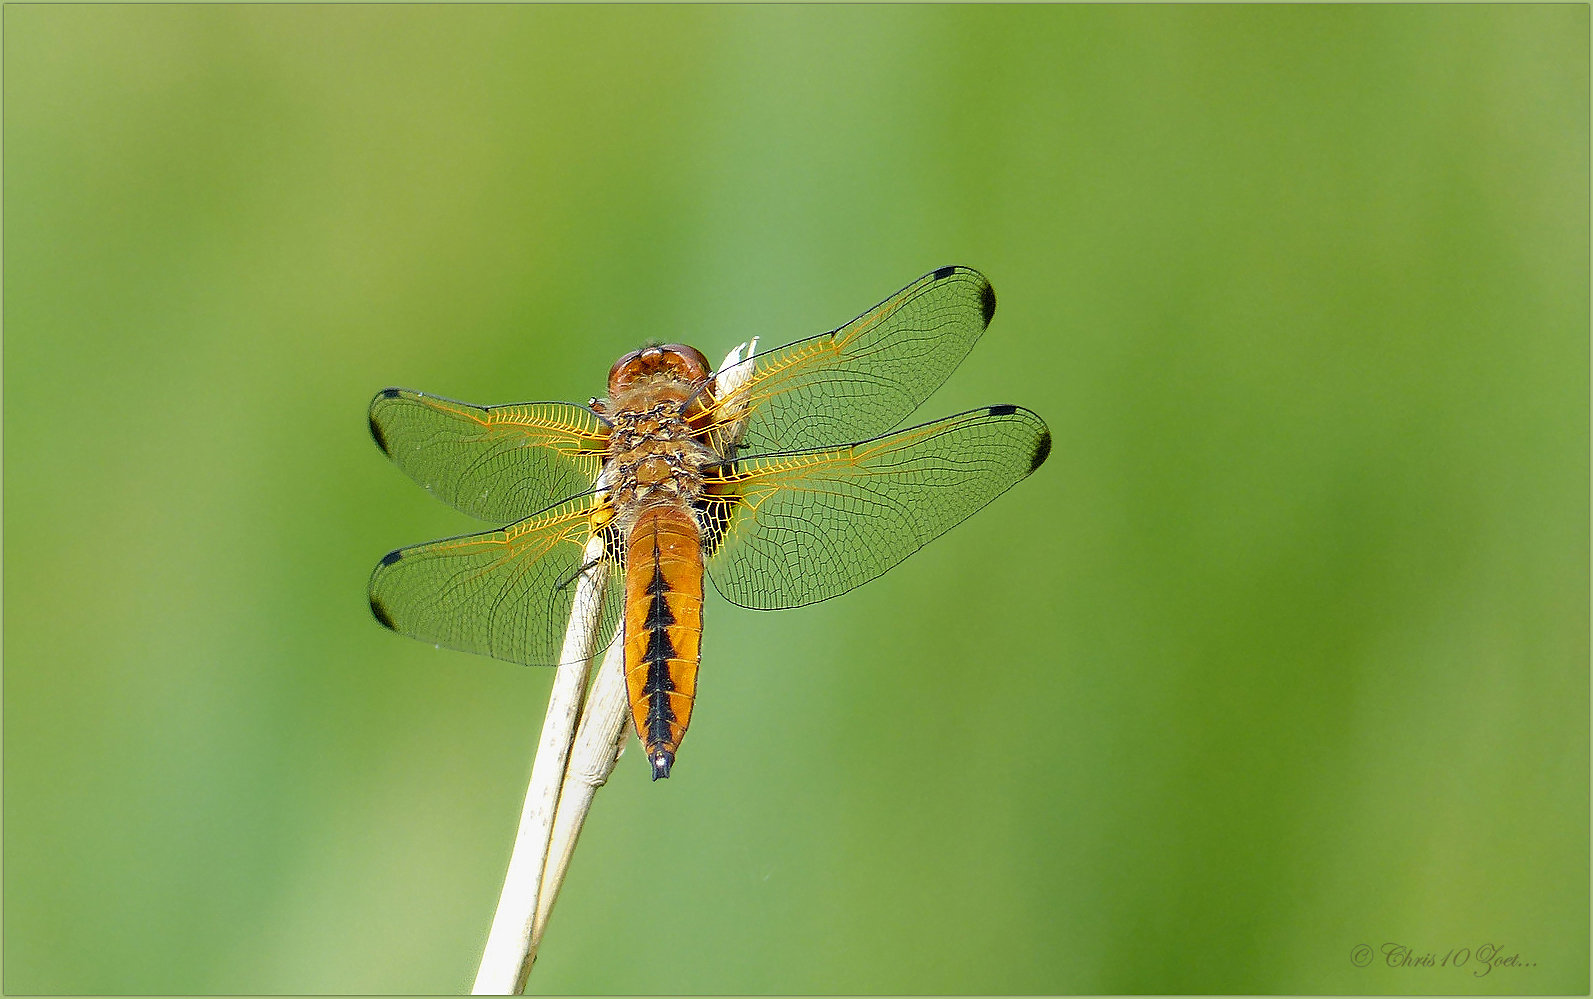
[641,554,677,752]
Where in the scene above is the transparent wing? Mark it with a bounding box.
[698,266,997,455]
[370,388,610,523]
[704,405,1050,610]
[368,497,623,667]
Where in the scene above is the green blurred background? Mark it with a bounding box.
[5,5,1586,994]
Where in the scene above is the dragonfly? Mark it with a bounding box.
[368,266,1050,779]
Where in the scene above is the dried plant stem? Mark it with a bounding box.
[472,536,609,996]
[531,635,631,948]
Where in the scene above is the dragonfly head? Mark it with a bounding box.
[648,749,675,780]
[608,344,711,396]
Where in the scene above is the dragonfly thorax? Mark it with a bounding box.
[604,376,719,529]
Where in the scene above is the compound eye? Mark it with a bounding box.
[658,344,710,383]
[608,348,650,395]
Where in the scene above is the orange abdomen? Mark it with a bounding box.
[623,504,704,779]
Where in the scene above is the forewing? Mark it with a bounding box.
[702,266,996,455]
[705,405,1050,609]
[370,389,609,523]
[369,498,623,667]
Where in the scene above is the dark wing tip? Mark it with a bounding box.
[1030,427,1052,473]
[369,389,405,453]
[369,415,389,455]
[649,750,675,780]
[989,404,1047,471]
[930,265,994,324]
[369,596,397,630]
[379,548,404,566]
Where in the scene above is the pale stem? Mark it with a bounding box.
[471,535,608,996]
[529,634,631,954]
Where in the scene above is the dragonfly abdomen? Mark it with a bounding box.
[623,503,704,780]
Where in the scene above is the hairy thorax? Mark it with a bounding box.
[601,376,717,533]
